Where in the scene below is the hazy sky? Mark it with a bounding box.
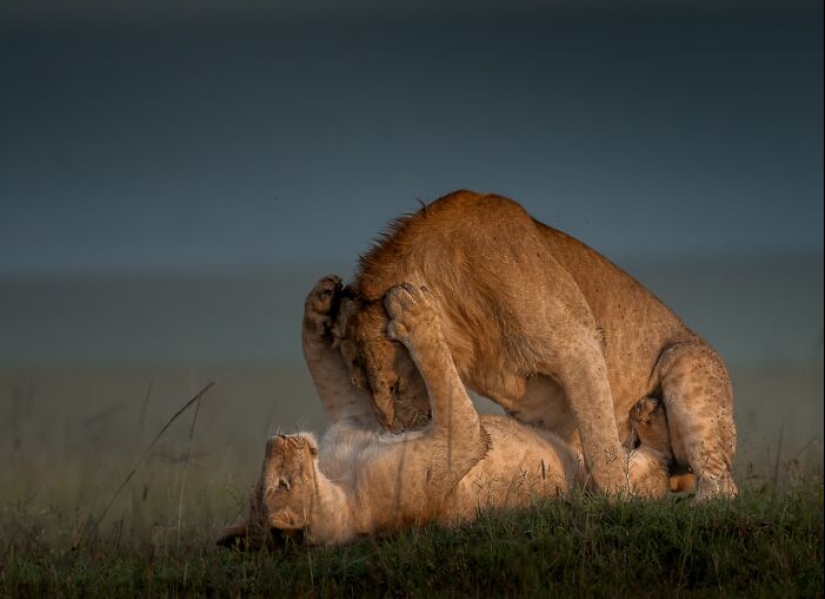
[1,2,822,275]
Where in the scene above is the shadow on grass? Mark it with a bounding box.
[2,472,822,598]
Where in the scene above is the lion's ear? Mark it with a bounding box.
[298,432,320,457]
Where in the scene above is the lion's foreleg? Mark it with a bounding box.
[548,334,629,496]
[303,275,375,427]
[384,283,489,490]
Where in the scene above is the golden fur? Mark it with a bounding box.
[220,277,676,547]
[630,396,696,494]
[334,190,737,499]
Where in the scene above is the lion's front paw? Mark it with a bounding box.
[303,274,342,339]
[383,283,437,345]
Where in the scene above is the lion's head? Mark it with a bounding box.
[332,290,431,433]
[252,433,320,532]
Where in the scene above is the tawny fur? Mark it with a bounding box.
[220,277,673,547]
[629,396,697,494]
[333,190,737,499]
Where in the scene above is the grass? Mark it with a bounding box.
[1,476,822,598]
[0,369,822,597]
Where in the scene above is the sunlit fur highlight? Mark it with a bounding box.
[336,190,737,499]
[220,277,678,547]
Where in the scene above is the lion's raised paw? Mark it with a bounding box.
[304,274,342,336]
[384,283,435,345]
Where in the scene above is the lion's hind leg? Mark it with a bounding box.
[655,343,738,500]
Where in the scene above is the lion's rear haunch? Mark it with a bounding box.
[334,189,737,499]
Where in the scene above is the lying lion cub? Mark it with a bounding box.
[219,277,673,547]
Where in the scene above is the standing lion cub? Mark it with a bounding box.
[219,277,673,548]
[332,190,736,500]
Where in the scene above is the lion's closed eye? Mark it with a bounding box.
[278,478,291,491]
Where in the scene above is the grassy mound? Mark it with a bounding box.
[3,477,822,598]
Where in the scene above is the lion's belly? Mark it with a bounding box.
[442,415,577,523]
[503,373,646,449]
[504,375,573,434]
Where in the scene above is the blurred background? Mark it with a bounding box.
[0,1,822,531]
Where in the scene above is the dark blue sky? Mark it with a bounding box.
[1,2,822,275]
